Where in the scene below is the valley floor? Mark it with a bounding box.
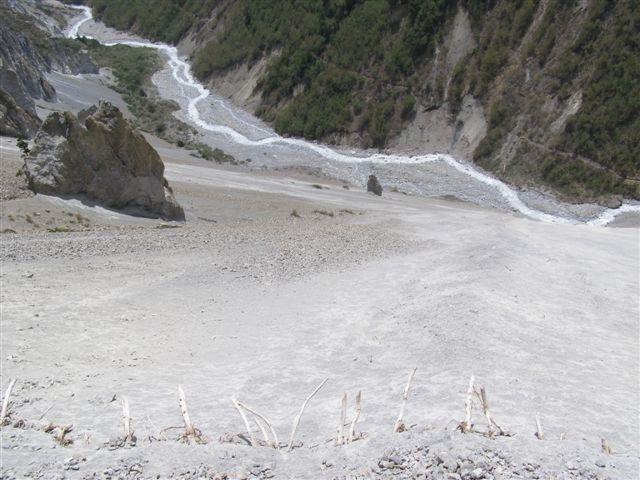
[1,135,639,478]
[0,5,638,476]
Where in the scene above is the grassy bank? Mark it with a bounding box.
[78,38,238,165]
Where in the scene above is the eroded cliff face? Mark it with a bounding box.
[0,88,41,138]
[388,7,486,160]
[0,1,96,137]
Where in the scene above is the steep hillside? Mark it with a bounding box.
[0,1,96,137]
[88,0,640,203]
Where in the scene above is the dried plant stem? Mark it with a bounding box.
[0,379,17,426]
[254,417,270,445]
[534,413,544,440]
[56,425,73,445]
[38,404,54,421]
[347,391,362,443]
[44,423,73,445]
[177,385,197,441]
[336,392,347,445]
[394,368,417,433]
[122,396,134,444]
[232,397,257,447]
[461,375,475,433]
[476,386,504,436]
[236,400,279,448]
[287,378,328,451]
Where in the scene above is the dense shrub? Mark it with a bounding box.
[559,1,640,182]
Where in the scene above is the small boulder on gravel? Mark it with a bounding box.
[23,101,184,220]
[367,174,383,196]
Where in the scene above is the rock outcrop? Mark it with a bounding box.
[0,1,97,137]
[367,175,383,196]
[24,102,185,220]
[0,88,40,138]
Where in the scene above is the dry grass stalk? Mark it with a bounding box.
[601,438,612,455]
[535,413,544,440]
[254,418,270,446]
[232,397,257,447]
[336,392,347,445]
[287,378,329,451]
[394,368,417,433]
[38,404,54,421]
[122,396,134,444]
[347,391,362,443]
[177,385,204,443]
[475,386,505,437]
[457,375,475,433]
[236,400,279,448]
[0,379,17,426]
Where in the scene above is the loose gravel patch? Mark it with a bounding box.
[0,217,419,281]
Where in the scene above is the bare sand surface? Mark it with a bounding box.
[1,4,638,477]
[1,134,639,478]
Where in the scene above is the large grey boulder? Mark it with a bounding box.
[24,102,185,220]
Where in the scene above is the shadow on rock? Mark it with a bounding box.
[23,101,185,221]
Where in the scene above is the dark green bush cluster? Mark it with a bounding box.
[88,0,453,146]
[559,0,640,185]
[523,0,574,67]
[80,39,160,97]
[90,0,218,44]
[541,155,639,199]
[88,0,640,199]
[474,98,511,161]
[78,38,198,146]
[468,0,537,95]
[273,66,356,139]
[196,144,237,164]
[79,39,172,129]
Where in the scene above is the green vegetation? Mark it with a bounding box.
[195,144,237,164]
[88,0,640,201]
[90,0,217,44]
[78,38,182,137]
[541,155,639,200]
[91,0,453,147]
[16,136,30,156]
[559,1,640,182]
[78,38,237,164]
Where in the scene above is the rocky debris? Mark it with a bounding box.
[81,458,146,479]
[371,445,609,479]
[62,455,85,471]
[0,88,41,138]
[0,218,417,282]
[24,102,185,220]
[367,175,383,196]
